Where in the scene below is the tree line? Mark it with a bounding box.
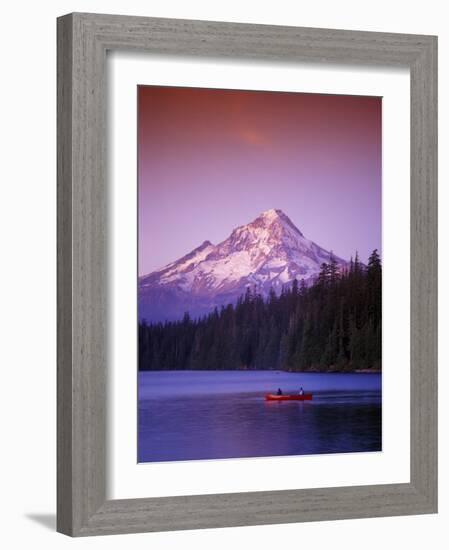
[139,250,381,372]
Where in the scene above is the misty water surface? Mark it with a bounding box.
[138,370,381,462]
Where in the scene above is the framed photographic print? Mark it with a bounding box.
[57,13,437,536]
[137,85,382,464]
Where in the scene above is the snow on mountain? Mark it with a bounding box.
[139,209,348,322]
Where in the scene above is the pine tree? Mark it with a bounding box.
[318,262,330,287]
[329,252,339,284]
[292,278,299,296]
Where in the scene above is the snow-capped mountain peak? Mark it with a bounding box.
[139,209,347,322]
[251,208,304,236]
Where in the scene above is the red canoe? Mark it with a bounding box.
[265,393,312,401]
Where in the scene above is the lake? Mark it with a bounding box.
[138,370,382,463]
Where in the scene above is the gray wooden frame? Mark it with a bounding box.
[57,12,438,537]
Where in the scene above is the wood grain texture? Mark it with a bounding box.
[57,13,74,536]
[57,12,438,536]
[410,36,438,509]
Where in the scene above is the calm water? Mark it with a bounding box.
[138,370,382,463]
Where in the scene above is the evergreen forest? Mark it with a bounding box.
[139,250,382,372]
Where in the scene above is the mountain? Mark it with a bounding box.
[139,209,348,323]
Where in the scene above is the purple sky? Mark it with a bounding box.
[138,86,381,275]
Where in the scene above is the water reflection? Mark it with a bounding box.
[138,372,381,463]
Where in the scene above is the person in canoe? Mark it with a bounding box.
[276,388,283,396]
[299,387,304,395]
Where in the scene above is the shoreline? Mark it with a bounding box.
[139,369,381,374]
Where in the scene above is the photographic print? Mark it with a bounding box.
[138,86,382,463]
